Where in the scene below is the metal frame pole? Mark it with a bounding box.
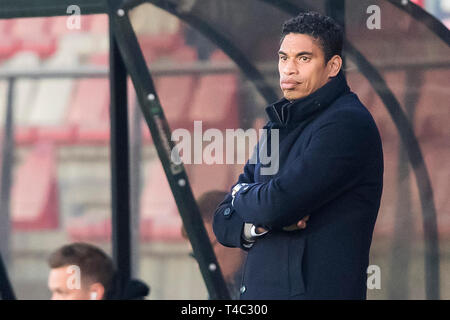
[0,78,15,267]
[109,20,132,281]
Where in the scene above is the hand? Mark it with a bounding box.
[243,223,268,242]
[282,215,310,231]
[255,226,269,234]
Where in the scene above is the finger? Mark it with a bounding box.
[256,226,268,233]
[284,223,302,231]
[304,215,310,221]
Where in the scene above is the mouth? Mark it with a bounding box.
[280,80,300,90]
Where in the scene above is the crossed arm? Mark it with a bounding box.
[213,109,374,248]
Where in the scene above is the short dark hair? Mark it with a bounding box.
[197,190,228,223]
[281,11,343,63]
[48,242,115,291]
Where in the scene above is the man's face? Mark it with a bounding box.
[48,266,92,300]
[278,33,331,101]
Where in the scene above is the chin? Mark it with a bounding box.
[283,91,306,101]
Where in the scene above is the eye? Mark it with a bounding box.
[279,55,287,61]
[299,56,310,62]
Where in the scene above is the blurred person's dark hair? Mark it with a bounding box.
[48,242,114,293]
[48,242,149,300]
[281,11,343,63]
[197,190,228,223]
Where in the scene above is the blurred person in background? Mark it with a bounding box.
[182,190,246,299]
[47,242,149,300]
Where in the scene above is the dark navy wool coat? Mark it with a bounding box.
[213,72,383,299]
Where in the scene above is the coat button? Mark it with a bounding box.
[224,208,231,216]
[240,285,246,294]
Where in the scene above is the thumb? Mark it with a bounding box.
[297,220,306,229]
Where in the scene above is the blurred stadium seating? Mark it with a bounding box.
[11,143,59,230]
[1,11,448,245]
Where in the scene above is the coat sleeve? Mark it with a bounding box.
[232,109,379,229]
[212,159,256,249]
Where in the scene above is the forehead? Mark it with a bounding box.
[48,266,70,287]
[279,33,322,55]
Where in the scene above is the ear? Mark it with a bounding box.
[89,282,105,300]
[326,55,342,78]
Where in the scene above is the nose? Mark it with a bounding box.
[281,58,298,76]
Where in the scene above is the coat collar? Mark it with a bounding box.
[266,71,350,127]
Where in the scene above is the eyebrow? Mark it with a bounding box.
[278,50,313,57]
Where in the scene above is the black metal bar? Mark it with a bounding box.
[0,252,16,300]
[109,19,132,281]
[0,0,106,19]
[0,78,15,267]
[106,0,230,299]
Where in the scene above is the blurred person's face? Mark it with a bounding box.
[182,222,244,282]
[48,266,104,300]
[278,33,341,101]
